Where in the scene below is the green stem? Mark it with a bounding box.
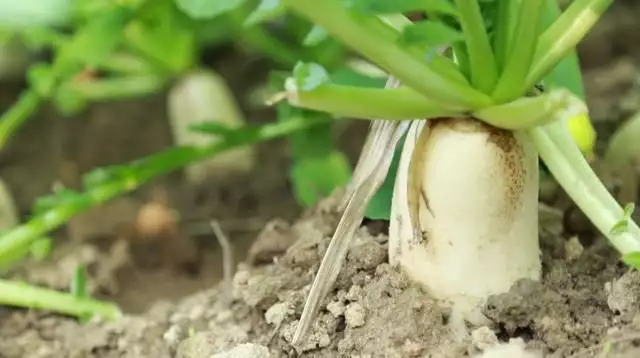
[0,279,121,320]
[453,0,498,93]
[100,53,154,74]
[283,0,492,110]
[491,0,517,71]
[229,4,301,67]
[0,90,41,150]
[540,0,586,100]
[121,40,180,77]
[473,88,585,130]
[68,75,165,101]
[0,116,330,262]
[492,0,544,102]
[525,0,613,91]
[238,29,300,67]
[378,14,468,86]
[451,41,470,80]
[235,26,301,67]
[528,121,640,255]
[284,80,462,119]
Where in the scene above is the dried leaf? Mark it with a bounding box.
[293,77,411,345]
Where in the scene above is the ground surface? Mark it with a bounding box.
[1,3,640,357]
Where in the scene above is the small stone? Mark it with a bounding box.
[473,339,541,358]
[34,346,55,358]
[606,270,640,317]
[212,343,270,358]
[346,285,363,301]
[233,270,251,286]
[631,314,640,329]
[215,310,233,323]
[147,300,174,321]
[402,339,423,356]
[564,236,584,261]
[265,302,290,326]
[316,332,331,349]
[248,219,296,265]
[163,325,184,348]
[170,311,188,325]
[345,303,366,328]
[176,332,216,358]
[188,305,205,320]
[471,326,498,351]
[326,300,345,317]
[282,322,330,352]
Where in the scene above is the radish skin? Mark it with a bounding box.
[167,70,255,184]
[0,178,19,230]
[389,117,540,334]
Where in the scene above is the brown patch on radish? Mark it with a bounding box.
[484,126,528,224]
[424,117,529,224]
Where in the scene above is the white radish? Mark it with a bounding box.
[0,178,19,230]
[167,69,255,184]
[389,117,541,335]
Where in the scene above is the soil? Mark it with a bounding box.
[2,3,640,357]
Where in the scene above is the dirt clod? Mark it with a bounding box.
[472,326,499,352]
[345,302,366,328]
[211,343,270,358]
[606,269,640,319]
[248,219,297,265]
[176,332,220,358]
[474,339,542,358]
[564,236,585,262]
[484,243,626,357]
[264,301,290,326]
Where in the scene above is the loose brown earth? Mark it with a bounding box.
[2,3,640,357]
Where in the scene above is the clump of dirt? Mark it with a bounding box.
[484,244,625,357]
[2,191,640,358]
[0,193,458,357]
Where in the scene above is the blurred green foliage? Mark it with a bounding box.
[0,0,594,272]
[0,0,595,240]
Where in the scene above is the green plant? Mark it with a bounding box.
[0,0,619,326]
[0,0,361,208]
[0,113,332,318]
[0,265,121,320]
[0,0,355,318]
[268,0,640,344]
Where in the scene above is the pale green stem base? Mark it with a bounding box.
[528,121,640,254]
